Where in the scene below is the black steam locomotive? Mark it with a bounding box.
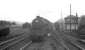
[30,16,52,42]
[31,16,51,36]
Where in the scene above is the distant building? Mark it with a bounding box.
[22,22,31,29]
[54,18,65,32]
[54,22,60,31]
[64,13,79,32]
[64,4,80,32]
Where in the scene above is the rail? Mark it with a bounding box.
[20,41,32,50]
[0,33,24,45]
[0,34,29,50]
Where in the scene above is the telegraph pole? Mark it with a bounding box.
[69,0,72,32]
[70,4,72,16]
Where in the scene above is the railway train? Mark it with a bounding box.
[31,16,52,36]
[30,16,53,42]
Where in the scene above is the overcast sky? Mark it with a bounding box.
[0,0,84,23]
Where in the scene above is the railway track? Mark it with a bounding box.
[0,33,24,45]
[20,37,54,50]
[1,32,85,50]
[20,41,32,50]
[0,33,29,50]
[5,35,57,50]
[4,37,32,50]
[59,31,85,50]
[0,33,24,43]
[69,39,85,50]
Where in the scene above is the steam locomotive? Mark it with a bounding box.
[31,16,52,36]
[30,16,52,42]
